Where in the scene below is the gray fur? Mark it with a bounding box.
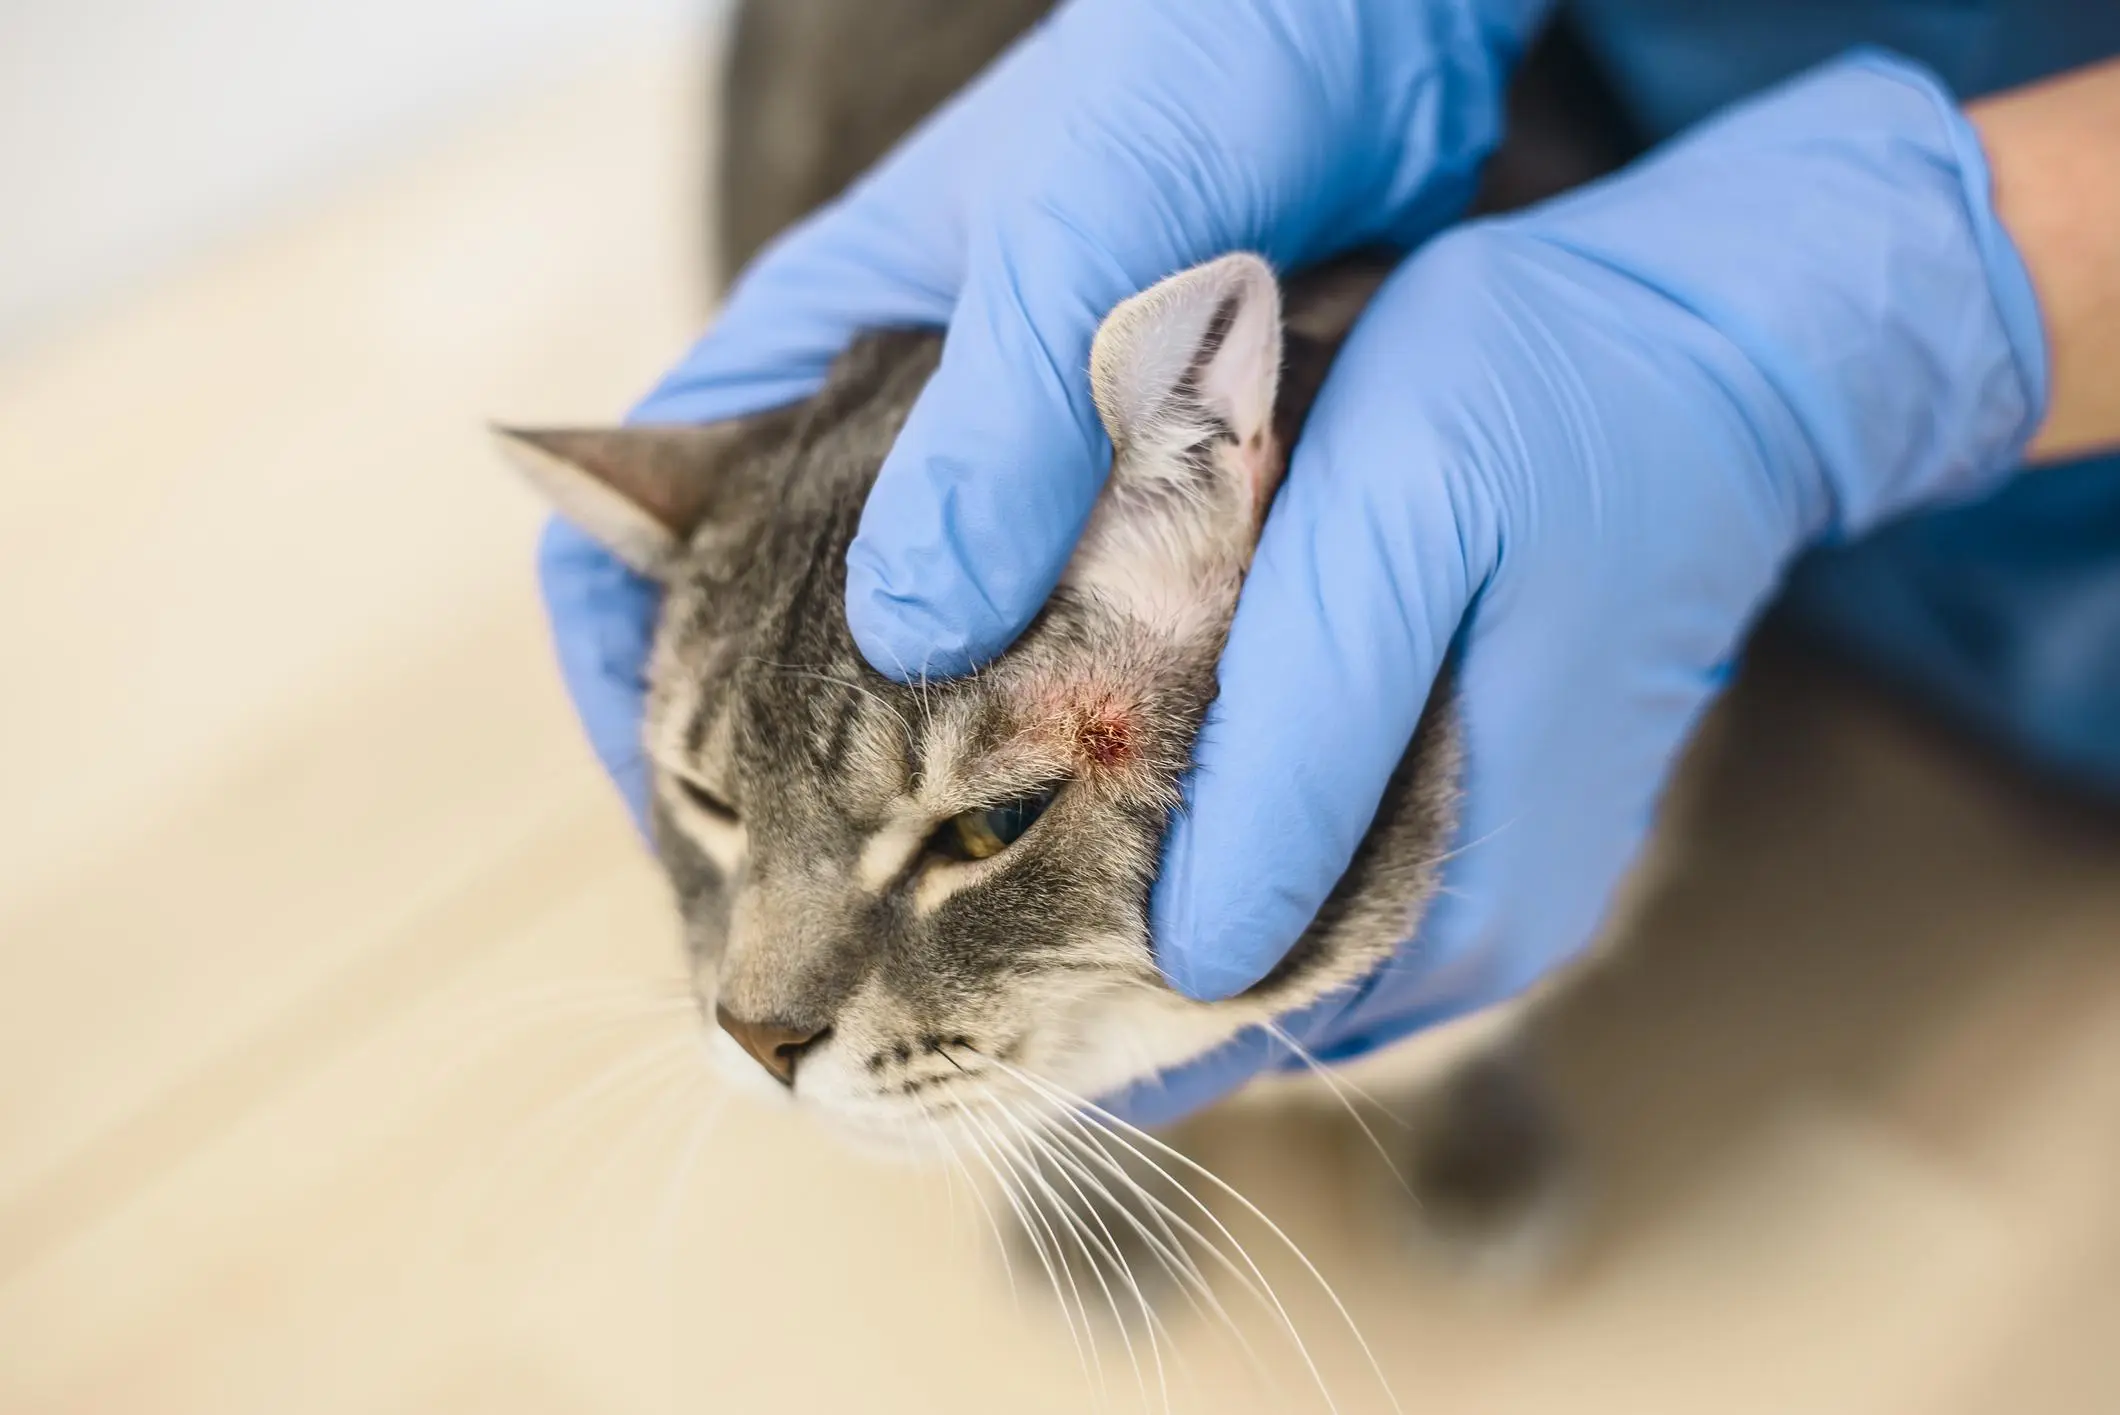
[499,0,1654,1290]
[715,0,1055,280]
[501,257,1518,1293]
[616,267,1460,1115]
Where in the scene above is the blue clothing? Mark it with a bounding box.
[1574,0,2120,790]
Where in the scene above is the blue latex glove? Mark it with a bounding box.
[1565,0,2120,804]
[1105,51,2047,1124]
[537,0,1551,826]
[538,25,2045,1120]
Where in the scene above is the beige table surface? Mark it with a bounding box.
[3,44,2116,1415]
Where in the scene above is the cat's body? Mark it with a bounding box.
[715,1,1645,279]
[501,3,1651,1297]
[715,0,1056,281]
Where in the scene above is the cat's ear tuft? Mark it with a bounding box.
[1089,252,1283,480]
[492,423,751,580]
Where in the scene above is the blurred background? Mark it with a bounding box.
[3,3,2117,1412]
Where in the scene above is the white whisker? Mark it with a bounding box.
[550,1049,713,1286]
[1000,1059,1405,1415]
[413,985,696,1097]
[1416,816,1516,875]
[489,1034,705,1214]
[992,1101,1178,1415]
[1260,1021,1417,1199]
[881,643,939,745]
[956,1098,1107,1404]
[647,1089,728,1266]
[1037,1128,1211,1415]
[1008,1077,1294,1320]
[981,1100,1158,1413]
[923,1105,1021,1313]
[1023,1085,1295,1407]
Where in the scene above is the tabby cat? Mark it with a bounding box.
[498,1,1646,1297]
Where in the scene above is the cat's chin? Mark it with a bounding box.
[1042,982,1282,1107]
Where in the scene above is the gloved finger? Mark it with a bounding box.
[628,204,965,426]
[536,517,661,832]
[841,217,1125,679]
[1323,573,1692,1036]
[1146,336,1488,1000]
[841,3,1404,680]
[844,124,1296,674]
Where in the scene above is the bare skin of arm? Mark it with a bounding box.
[1972,58,2120,464]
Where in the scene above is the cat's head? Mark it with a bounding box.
[497,255,1454,1149]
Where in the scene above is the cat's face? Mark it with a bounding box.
[500,255,1453,1152]
[645,533,1228,1141]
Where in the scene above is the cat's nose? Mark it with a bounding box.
[715,1005,826,1086]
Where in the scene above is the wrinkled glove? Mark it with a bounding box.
[538,24,2046,1123]
[1104,51,2047,1123]
[538,0,1550,825]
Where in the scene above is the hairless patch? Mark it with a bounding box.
[1014,676,1146,778]
[1074,705,1134,769]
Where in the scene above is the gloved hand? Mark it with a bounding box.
[538,0,1551,825]
[539,21,2046,1124]
[1103,51,2048,1124]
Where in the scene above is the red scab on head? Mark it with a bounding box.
[1076,709,1133,769]
[1015,675,1144,778]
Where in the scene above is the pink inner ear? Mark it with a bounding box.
[1196,276,1282,445]
[1190,270,1284,535]
[1222,426,1286,538]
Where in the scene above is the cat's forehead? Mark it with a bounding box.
[665,578,1157,803]
[734,654,920,800]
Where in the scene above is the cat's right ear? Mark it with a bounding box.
[491,423,764,581]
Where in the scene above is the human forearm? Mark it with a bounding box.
[1973,58,2120,464]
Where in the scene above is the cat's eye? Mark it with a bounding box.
[932,787,1058,862]
[676,777,738,823]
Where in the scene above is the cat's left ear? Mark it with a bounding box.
[1063,254,1286,627]
[1089,251,1283,517]
[491,421,770,580]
